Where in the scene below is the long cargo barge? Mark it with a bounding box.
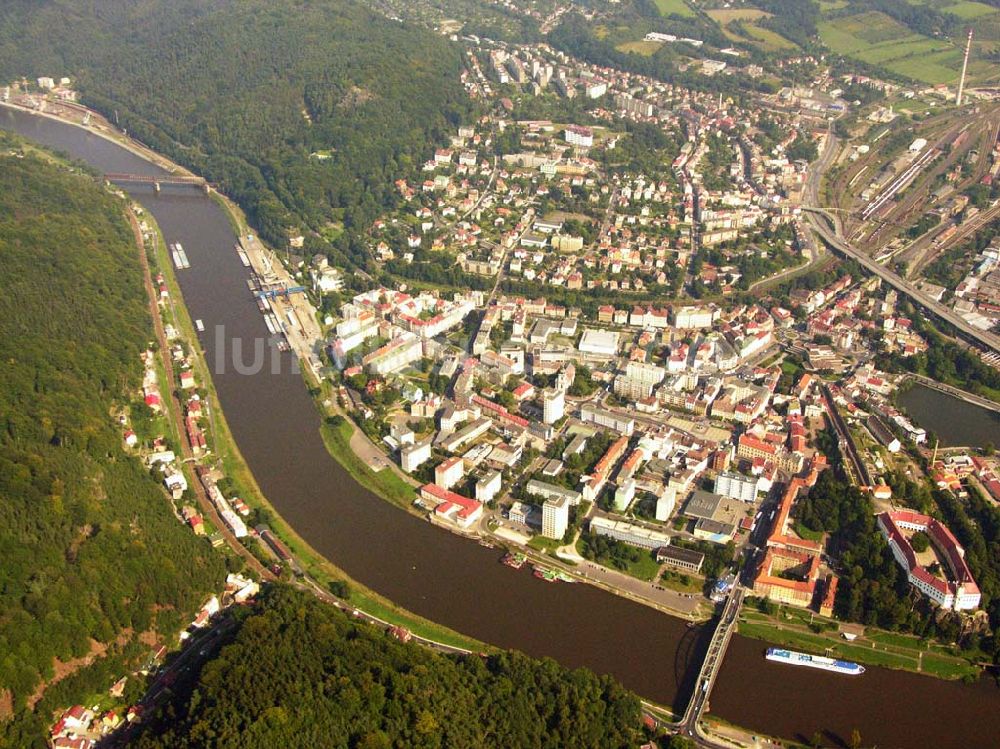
[765,648,865,675]
[170,242,190,269]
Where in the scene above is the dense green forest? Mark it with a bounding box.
[0,0,471,268]
[0,134,225,742]
[133,586,643,749]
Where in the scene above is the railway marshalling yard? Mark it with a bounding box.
[824,101,1000,288]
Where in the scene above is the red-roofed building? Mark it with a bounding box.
[819,574,838,617]
[737,433,802,474]
[878,511,980,611]
[512,382,536,401]
[420,483,483,528]
[753,547,821,607]
[472,394,529,429]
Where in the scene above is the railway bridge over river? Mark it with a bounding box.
[106,172,209,193]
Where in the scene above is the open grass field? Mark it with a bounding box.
[616,40,665,56]
[708,7,798,51]
[743,23,798,50]
[819,11,962,83]
[706,8,769,23]
[654,0,695,17]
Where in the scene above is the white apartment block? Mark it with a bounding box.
[401,441,432,473]
[714,471,758,503]
[543,388,565,424]
[542,495,570,540]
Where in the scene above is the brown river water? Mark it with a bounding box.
[5,106,999,748]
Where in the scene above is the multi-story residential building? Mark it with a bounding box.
[579,402,634,436]
[438,417,492,453]
[655,487,677,521]
[673,305,718,330]
[737,433,803,474]
[527,479,582,506]
[543,387,565,424]
[476,470,502,503]
[615,359,666,401]
[401,440,432,473]
[542,495,571,539]
[564,125,593,147]
[614,479,637,512]
[434,456,464,491]
[362,334,422,376]
[509,500,530,526]
[714,471,758,502]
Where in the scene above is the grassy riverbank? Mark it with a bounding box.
[739,607,979,680]
[319,415,417,510]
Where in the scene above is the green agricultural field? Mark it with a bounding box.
[817,3,1000,85]
[860,38,945,65]
[819,11,969,84]
[942,1,998,19]
[820,16,909,56]
[654,0,695,17]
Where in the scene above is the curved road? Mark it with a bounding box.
[805,207,1000,355]
[802,124,1000,356]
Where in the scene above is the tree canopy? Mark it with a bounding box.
[0,134,225,737]
[0,0,472,268]
[133,586,643,749]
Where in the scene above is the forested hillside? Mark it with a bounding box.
[0,133,225,741]
[0,0,472,267]
[133,586,643,749]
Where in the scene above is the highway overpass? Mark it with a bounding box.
[804,207,1000,356]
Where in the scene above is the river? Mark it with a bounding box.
[5,105,1000,748]
[897,383,1000,448]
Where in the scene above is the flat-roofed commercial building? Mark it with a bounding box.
[590,516,670,550]
[656,546,705,573]
[578,328,620,356]
[580,402,634,436]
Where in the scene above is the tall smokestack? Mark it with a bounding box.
[957,29,973,107]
